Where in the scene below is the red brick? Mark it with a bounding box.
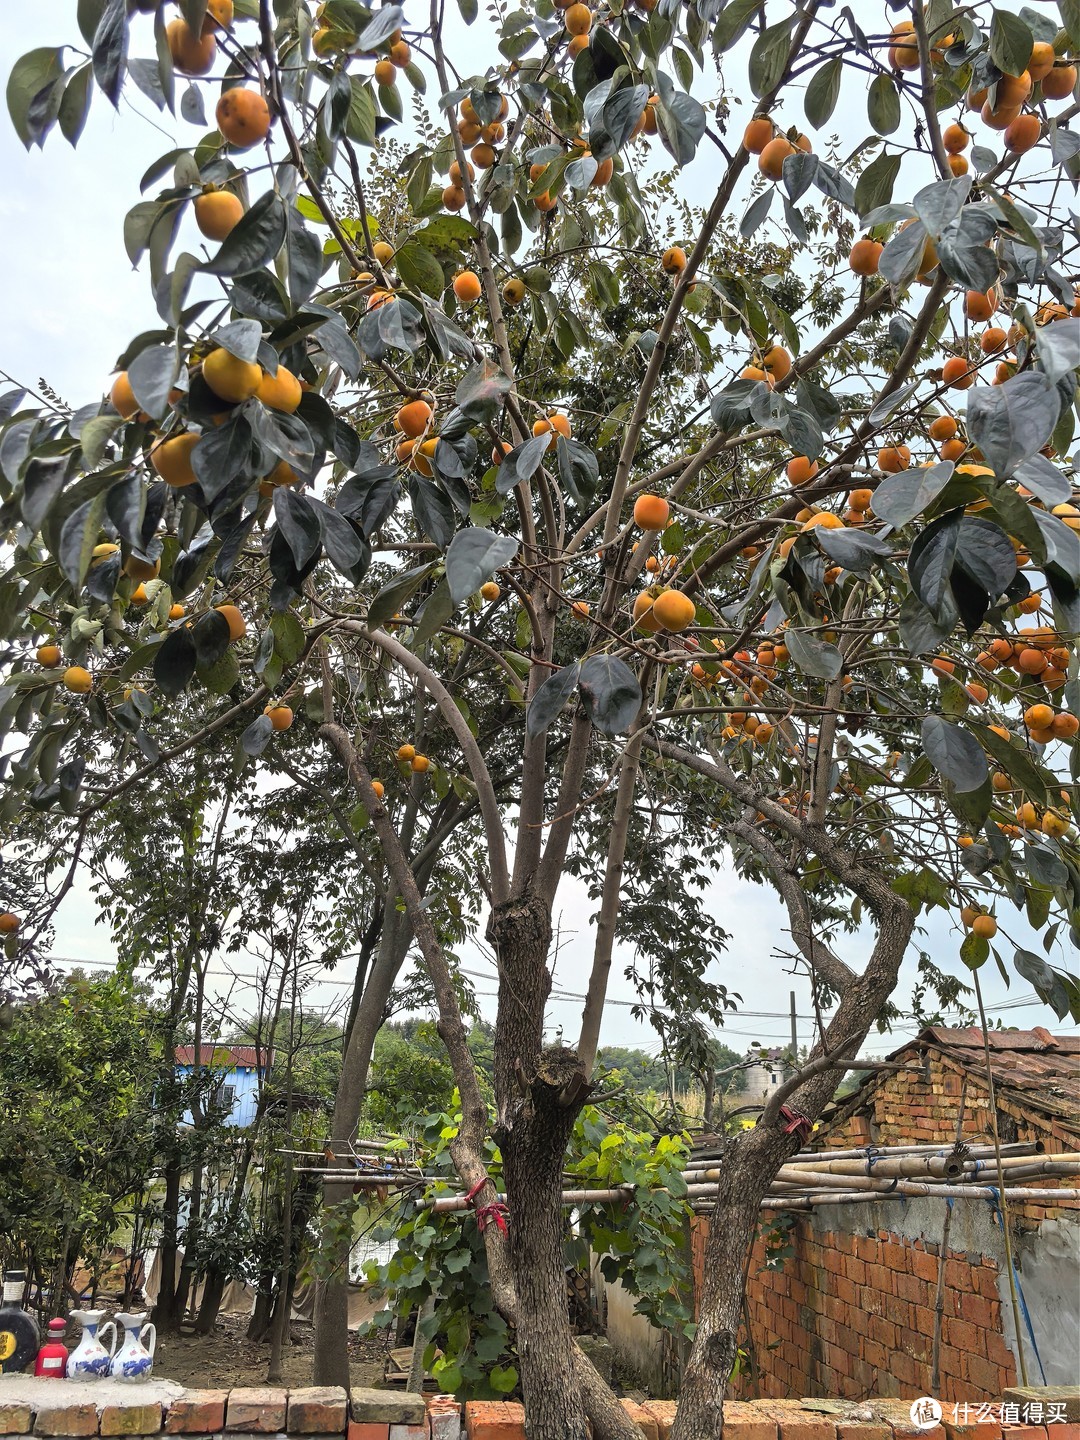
[838,1426,891,1440]
[32,1404,99,1439]
[871,1397,945,1438]
[466,1401,525,1440]
[913,1249,941,1283]
[945,1260,975,1294]
[1001,1428,1047,1440]
[724,1402,779,1440]
[288,1388,348,1435]
[388,1427,428,1440]
[0,1404,32,1436]
[763,1401,837,1440]
[100,1404,162,1436]
[165,1391,230,1435]
[226,1388,287,1433]
[946,1317,979,1353]
[897,1273,929,1306]
[943,1409,1003,1440]
[642,1401,677,1439]
[963,1354,1010,1398]
[620,1400,659,1440]
[347,1425,390,1440]
[960,1295,996,1328]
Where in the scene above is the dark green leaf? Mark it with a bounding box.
[879,217,929,286]
[922,715,988,792]
[445,527,518,605]
[273,487,322,570]
[366,561,436,629]
[20,459,66,534]
[190,609,231,668]
[59,495,107,589]
[128,343,178,420]
[868,74,900,135]
[409,476,455,550]
[395,240,446,299]
[805,57,842,128]
[874,460,954,528]
[578,655,641,734]
[357,5,404,50]
[989,9,1034,79]
[154,627,197,697]
[58,63,94,146]
[455,361,512,423]
[7,48,64,148]
[242,713,274,757]
[784,627,843,680]
[203,191,287,277]
[855,151,902,218]
[527,662,581,739]
[92,0,128,108]
[412,578,455,647]
[749,18,794,98]
[967,372,1061,477]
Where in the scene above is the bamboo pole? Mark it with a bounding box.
[690,1139,1045,1164]
[424,1183,1080,1215]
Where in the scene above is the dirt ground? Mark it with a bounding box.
[152,1314,395,1390]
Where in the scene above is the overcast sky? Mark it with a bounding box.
[2,4,1076,1059]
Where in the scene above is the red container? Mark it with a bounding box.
[34,1319,67,1377]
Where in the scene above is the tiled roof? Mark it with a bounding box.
[175,1044,272,1068]
[820,1025,1080,1135]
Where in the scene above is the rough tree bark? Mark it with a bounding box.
[321,726,639,1440]
[311,907,405,1385]
[671,835,915,1437]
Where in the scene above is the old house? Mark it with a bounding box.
[174,1044,271,1128]
[693,1026,1079,1401]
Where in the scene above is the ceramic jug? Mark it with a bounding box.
[109,1314,156,1381]
[65,1310,116,1380]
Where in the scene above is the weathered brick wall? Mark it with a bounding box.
[2,1386,1078,1440]
[690,1050,1079,1402]
[820,1055,1078,1232]
[698,1216,1017,1402]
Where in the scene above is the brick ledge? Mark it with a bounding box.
[0,1382,1075,1440]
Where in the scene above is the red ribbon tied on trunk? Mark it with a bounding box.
[778,1104,812,1141]
[464,1179,510,1234]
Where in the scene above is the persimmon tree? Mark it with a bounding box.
[5,0,1080,1434]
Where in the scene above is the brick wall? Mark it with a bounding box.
[820,1054,1078,1233]
[2,1386,1078,1440]
[689,1049,1080,1402]
[696,1215,1017,1402]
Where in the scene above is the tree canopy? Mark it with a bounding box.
[3,0,1080,1434]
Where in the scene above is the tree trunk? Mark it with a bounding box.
[702,1070,715,1131]
[152,1161,182,1332]
[494,899,591,1440]
[503,1062,587,1439]
[312,905,409,1386]
[670,1147,767,1438]
[247,1278,274,1342]
[193,1266,225,1335]
[174,1159,203,1320]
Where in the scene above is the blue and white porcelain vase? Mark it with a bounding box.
[109,1314,156,1381]
[66,1311,116,1380]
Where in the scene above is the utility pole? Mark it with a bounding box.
[789,991,798,1062]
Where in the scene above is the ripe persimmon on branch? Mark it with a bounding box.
[3,0,1080,1434]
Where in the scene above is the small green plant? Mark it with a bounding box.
[362,1102,696,1397]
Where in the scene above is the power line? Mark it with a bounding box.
[42,953,1072,1028]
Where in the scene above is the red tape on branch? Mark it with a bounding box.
[778,1104,812,1141]
[464,1179,510,1234]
